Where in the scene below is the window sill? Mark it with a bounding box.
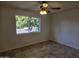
[16,31,41,35]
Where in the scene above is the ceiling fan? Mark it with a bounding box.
[32,1,62,15]
[40,1,61,15]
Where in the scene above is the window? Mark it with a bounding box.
[16,15,40,34]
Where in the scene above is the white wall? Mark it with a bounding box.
[0,7,50,52]
[51,8,79,49]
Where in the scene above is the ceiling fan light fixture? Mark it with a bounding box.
[40,10,47,15]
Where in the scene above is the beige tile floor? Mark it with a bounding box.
[0,41,79,58]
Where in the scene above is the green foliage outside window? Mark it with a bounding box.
[16,15,40,31]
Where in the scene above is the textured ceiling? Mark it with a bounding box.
[0,1,79,13]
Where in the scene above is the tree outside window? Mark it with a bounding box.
[16,15,40,34]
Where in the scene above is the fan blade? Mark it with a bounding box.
[31,2,41,10]
[48,7,61,13]
[51,7,61,10]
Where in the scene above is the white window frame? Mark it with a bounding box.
[15,15,41,35]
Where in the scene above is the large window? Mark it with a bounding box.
[16,15,40,34]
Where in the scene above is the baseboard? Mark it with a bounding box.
[0,40,49,53]
[51,40,79,50]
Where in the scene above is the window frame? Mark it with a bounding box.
[15,15,41,35]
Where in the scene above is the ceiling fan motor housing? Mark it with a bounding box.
[40,5,48,10]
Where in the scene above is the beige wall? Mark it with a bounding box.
[51,8,79,49]
[0,7,50,52]
[1,5,79,52]
[0,8,2,50]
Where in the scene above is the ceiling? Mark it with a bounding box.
[0,1,79,13]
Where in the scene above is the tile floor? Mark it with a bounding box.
[0,41,79,58]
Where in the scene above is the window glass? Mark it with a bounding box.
[16,15,40,34]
